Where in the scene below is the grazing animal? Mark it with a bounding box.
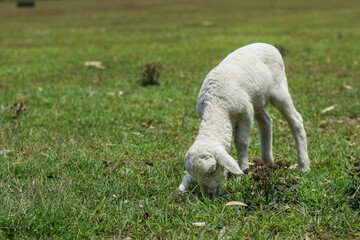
[179,43,310,197]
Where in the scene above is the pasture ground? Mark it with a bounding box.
[0,0,359,238]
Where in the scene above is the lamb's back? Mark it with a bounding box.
[197,43,286,115]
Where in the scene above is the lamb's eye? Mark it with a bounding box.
[210,167,217,175]
[199,155,208,159]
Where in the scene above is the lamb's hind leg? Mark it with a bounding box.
[255,110,274,164]
[271,89,310,171]
[235,115,253,170]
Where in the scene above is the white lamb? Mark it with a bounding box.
[179,43,310,197]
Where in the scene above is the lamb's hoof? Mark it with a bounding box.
[179,184,188,192]
[299,166,310,172]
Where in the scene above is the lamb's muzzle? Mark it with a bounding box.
[179,43,310,197]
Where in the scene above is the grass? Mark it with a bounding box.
[0,0,359,238]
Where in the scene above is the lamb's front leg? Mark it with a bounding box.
[179,173,196,192]
[235,116,253,170]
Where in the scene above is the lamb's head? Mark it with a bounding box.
[184,143,243,197]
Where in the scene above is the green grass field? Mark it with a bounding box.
[1,0,359,238]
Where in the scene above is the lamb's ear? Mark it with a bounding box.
[215,147,243,175]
